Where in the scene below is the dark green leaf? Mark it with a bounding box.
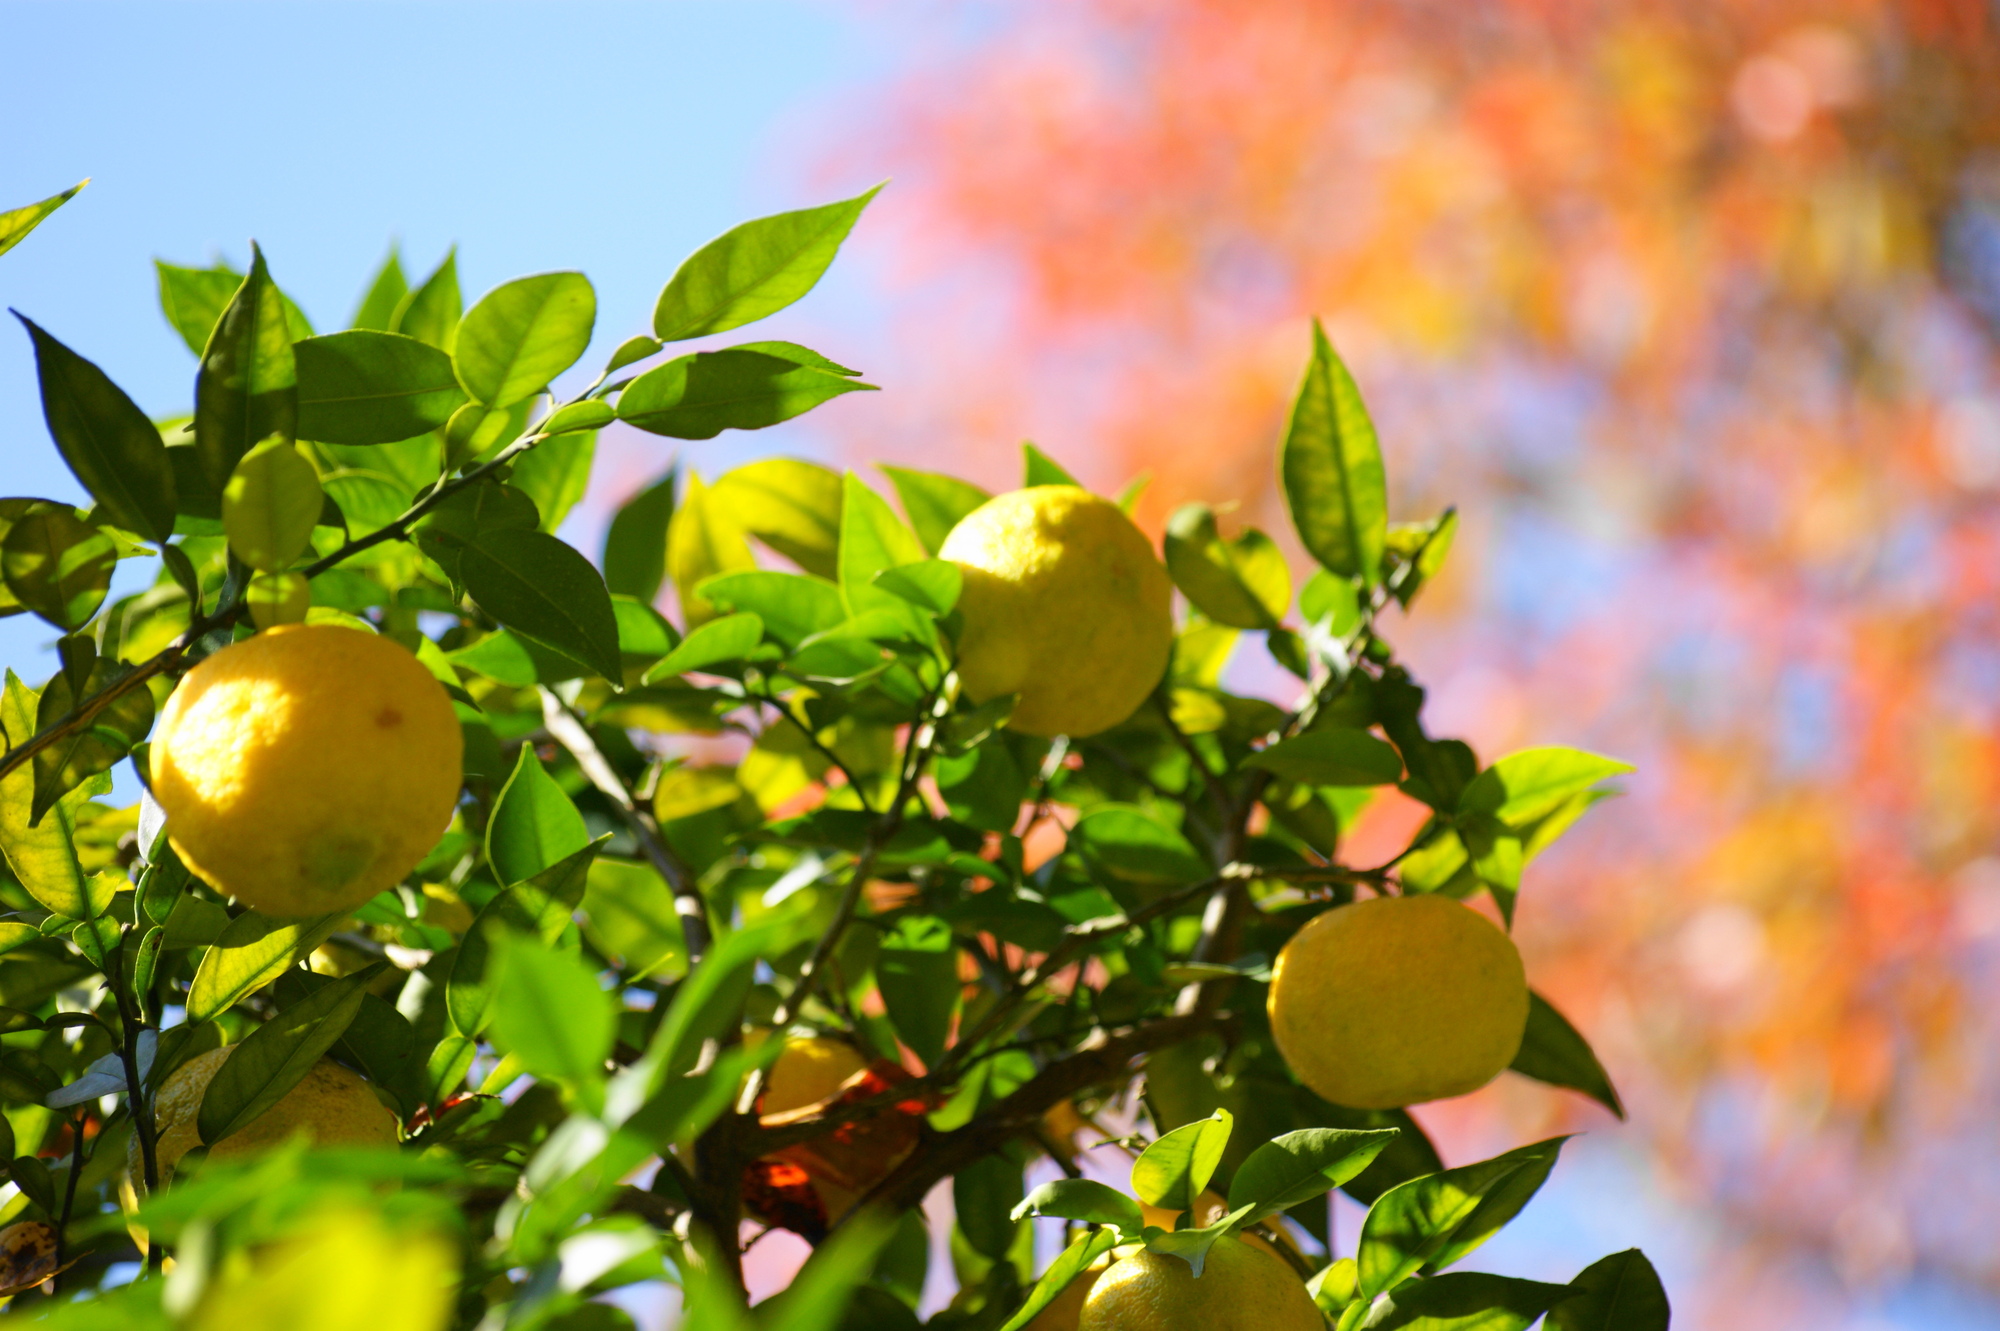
[696,570,844,649]
[196,966,375,1146]
[193,244,297,488]
[616,348,874,440]
[185,910,346,1023]
[295,329,466,444]
[15,314,177,541]
[1022,442,1082,488]
[349,247,408,331]
[1361,1273,1570,1331]
[652,185,882,341]
[0,676,96,917]
[1420,1137,1570,1274]
[488,934,613,1086]
[1,508,115,630]
[602,469,676,603]
[1510,992,1623,1118]
[1548,1250,1670,1331]
[455,530,623,680]
[1227,1128,1400,1219]
[0,180,86,260]
[642,612,764,681]
[876,914,958,1069]
[1070,805,1209,886]
[455,271,596,408]
[880,465,991,557]
[1356,1138,1566,1297]
[391,249,461,351]
[1281,321,1387,585]
[1245,729,1405,787]
[30,657,154,826]
[10,1156,55,1215]
[487,747,592,885]
[756,1210,897,1331]
[511,430,597,533]
[1013,1178,1145,1232]
[997,1229,1120,1331]
[1131,1109,1233,1211]
[955,1152,1025,1259]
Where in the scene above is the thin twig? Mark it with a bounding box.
[748,685,876,814]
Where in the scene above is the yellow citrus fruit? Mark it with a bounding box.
[191,1205,455,1331]
[1078,1238,1323,1331]
[1027,1252,1114,1331]
[762,1036,870,1113]
[151,624,462,917]
[940,486,1173,738]
[133,1045,400,1184]
[1268,894,1529,1109]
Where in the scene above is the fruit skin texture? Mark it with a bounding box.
[1078,1239,1324,1331]
[1268,893,1530,1110]
[151,624,462,917]
[940,486,1173,738]
[742,1037,923,1239]
[762,1036,869,1114]
[133,1045,399,1183]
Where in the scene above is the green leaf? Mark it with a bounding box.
[0,674,98,916]
[642,612,764,682]
[1419,1137,1569,1274]
[1510,992,1623,1117]
[872,560,962,616]
[1356,1138,1565,1297]
[1163,504,1289,630]
[756,1210,897,1331]
[998,1229,1120,1331]
[956,1152,1026,1259]
[1022,442,1082,488]
[185,911,346,1023]
[731,340,862,377]
[1,508,115,630]
[1548,1250,1670,1331]
[30,658,154,827]
[222,438,323,572]
[1387,509,1458,608]
[607,334,663,373]
[294,329,465,444]
[1359,1273,1571,1331]
[456,530,623,680]
[1245,730,1405,787]
[667,473,756,627]
[616,347,875,440]
[1227,1128,1400,1220]
[880,465,991,556]
[448,841,598,1036]
[156,261,246,357]
[876,914,958,1069]
[411,475,540,589]
[196,965,376,1146]
[579,857,686,981]
[838,472,928,628]
[0,180,86,260]
[349,247,408,331]
[455,271,596,408]
[1070,805,1209,886]
[1457,748,1634,825]
[15,314,177,541]
[194,244,299,489]
[1012,1178,1145,1233]
[510,430,597,532]
[1131,1109,1233,1211]
[391,248,461,351]
[602,469,676,603]
[488,933,613,1086]
[614,595,678,660]
[652,185,882,341]
[1300,569,1363,636]
[711,458,844,579]
[1280,321,1387,585]
[696,571,845,649]
[487,747,592,885]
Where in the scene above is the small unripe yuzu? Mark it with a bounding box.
[1267,893,1529,1109]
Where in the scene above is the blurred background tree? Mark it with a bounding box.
[808,1,2000,1321]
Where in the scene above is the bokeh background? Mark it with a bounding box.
[8,2,2000,1327]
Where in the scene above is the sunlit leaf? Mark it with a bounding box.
[455,271,596,408]
[652,185,882,341]
[1281,321,1386,585]
[15,314,176,540]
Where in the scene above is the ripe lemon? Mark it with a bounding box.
[191,1205,455,1331]
[1268,894,1529,1109]
[745,1037,918,1232]
[940,487,1172,738]
[133,1045,400,1183]
[151,624,462,917]
[1078,1239,1323,1331]
[762,1036,869,1113]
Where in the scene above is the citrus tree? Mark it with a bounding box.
[0,181,1669,1329]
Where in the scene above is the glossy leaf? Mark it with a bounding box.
[1022,442,1082,488]
[602,468,676,603]
[1012,1178,1146,1232]
[876,914,958,1068]
[1070,804,1209,885]
[1547,1249,1670,1331]
[1245,729,1405,787]
[667,473,756,627]
[0,673,96,917]
[652,185,882,341]
[15,314,176,541]
[1357,1138,1564,1297]
[1,508,114,630]
[643,612,764,681]
[1361,1273,1571,1331]
[349,247,408,331]
[222,438,323,572]
[1457,748,1634,825]
[197,966,375,1146]
[0,180,85,259]
[454,530,622,680]
[510,429,597,532]
[1131,1109,1233,1211]
[156,261,245,357]
[488,747,592,885]
[455,271,596,408]
[997,1229,1120,1331]
[607,334,662,372]
[391,248,461,351]
[616,347,875,440]
[1228,1128,1400,1219]
[1163,503,1288,630]
[193,244,298,489]
[1419,1137,1570,1274]
[1510,992,1624,1118]
[488,933,614,1086]
[881,465,991,556]
[29,657,153,827]
[712,457,844,579]
[696,571,845,649]
[1281,321,1386,585]
[294,329,465,444]
[185,911,346,1023]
